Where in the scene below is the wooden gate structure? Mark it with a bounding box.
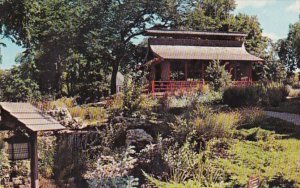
[0,102,65,188]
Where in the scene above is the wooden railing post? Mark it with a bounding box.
[151,80,155,97]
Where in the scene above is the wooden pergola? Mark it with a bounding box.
[0,102,65,188]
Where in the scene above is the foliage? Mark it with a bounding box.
[69,106,107,125]
[181,1,268,58]
[223,86,259,107]
[0,134,9,181]
[253,42,287,83]
[139,94,159,111]
[145,140,229,188]
[65,0,178,94]
[205,60,231,91]
[122,76,143,116]
[219,138,300,187]
[265,98,300,115]
[260,83,288,107]
[0,66,41,102]
[0,0,270,100]
[107,93,124,113]
[38,136,56,178]
[223,83,288,108]
[170,103,240,141]
[238,108,265,128]
[85,146,139,188]
[276,21,300,75]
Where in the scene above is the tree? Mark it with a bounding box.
[0,0,180,96]
[253,41,287,83]
[179,1,268,58]
[205,60,231,91]
[83,0,180,94]
[0,66,41,102]
[231,13,268,58]
[277,21,300,75]
[183,0,236,31]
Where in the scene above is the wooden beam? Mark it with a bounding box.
[201,62,204,80]
[184,61,188,81]
[30,132,38,188]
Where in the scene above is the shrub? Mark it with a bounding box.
[0,135,10,181]
[197,112,240,139]
[69,106,85,118]
[223,86,259,107]
[107,93,124,113]
[38,136,56,178]
[238,108,265,128]
[205,60,231,91]
[171,104,240,141]
[85,146,139,188]
[139,94,158,111]
[223,83,289,108]
[266,88,282,107]
[145,140,228,187]
[122,76,143,116]
[260,83,288,107]
[86,107,107,121]
[50,97,76,109]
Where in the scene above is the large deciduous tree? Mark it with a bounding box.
[84,0,180,94]
[277,21,300,75]
[178,1,268,58]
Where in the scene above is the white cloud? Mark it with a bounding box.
[263,32,281,41]
[236,0,276,9]
[285,0,300,12]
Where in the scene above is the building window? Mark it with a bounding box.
[187,61,202,81]
[170,62,185,80]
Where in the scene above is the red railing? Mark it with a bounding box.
[150,80,255,96]
[232,80,255,86]
[150,80,205,96]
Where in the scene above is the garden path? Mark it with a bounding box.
[264,111,300,126]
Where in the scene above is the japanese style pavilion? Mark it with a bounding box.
[145,29,263,95]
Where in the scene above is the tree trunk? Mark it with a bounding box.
[110,62,119,94]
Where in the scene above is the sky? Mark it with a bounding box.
[0,0,300,69]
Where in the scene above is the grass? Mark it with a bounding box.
[265,98,300,114]
[147,107,300,187]
[222,117,300,187]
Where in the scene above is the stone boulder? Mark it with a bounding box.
[47,107,78,129]
[126,129,153,150]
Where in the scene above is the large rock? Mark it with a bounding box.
[126,129,153,149]
[47,107,77,129]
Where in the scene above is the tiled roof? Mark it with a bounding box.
[145,29,247,37]
[150,45,263,61]
[149,38,243,47]
[0,102,65,132]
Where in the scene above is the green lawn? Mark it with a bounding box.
[220,117,300,187]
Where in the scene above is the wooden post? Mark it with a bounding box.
[184,61,188,81]
[151,80,155,97]
[234,62,237,81]
[201,62,204,80]
[250,62,253,82]
[30,132,38,188]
